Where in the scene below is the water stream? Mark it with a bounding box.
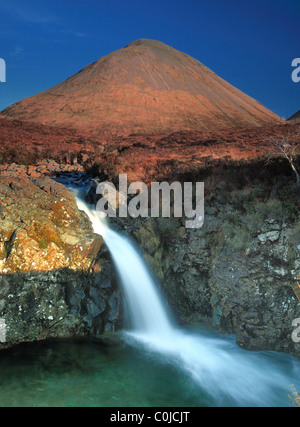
[0,175,299,407]
[75,196,300,407]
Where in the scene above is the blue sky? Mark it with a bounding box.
[0,0,299,119]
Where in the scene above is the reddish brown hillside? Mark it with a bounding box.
[1,39,283,136]
[0,115,296,183]
[0,116,96,165]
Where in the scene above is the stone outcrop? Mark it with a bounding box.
[0,160,84,180]
[0,173,122,349]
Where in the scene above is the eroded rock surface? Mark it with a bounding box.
[0,174,122,349]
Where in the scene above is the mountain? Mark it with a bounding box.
[287,110,300,124]
[1,39,283,136]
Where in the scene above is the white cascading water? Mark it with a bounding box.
[76,196,300,407]
[76,196,174,340]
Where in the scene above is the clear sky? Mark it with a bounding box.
[0,0,299,119]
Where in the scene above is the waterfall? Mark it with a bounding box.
[76,197,174,339]
[76,196,300,407]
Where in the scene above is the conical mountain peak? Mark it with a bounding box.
[126,39,173,48]
[1,39,283,136]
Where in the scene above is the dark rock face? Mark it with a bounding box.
[0,265,121,350]
[110,180,300,357]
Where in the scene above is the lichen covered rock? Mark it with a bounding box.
[0,174,103,273]
[0,173,122,349]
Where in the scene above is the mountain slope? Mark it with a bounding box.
[287,110,300,124]
[1,39,283,136]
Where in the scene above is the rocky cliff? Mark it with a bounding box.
[0,172,121,349]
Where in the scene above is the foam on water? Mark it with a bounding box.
[76,196,300,407]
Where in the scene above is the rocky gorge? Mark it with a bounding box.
[0,159,299,358]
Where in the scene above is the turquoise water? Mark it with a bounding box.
[0,335,212,408]
[0,330,299,407]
